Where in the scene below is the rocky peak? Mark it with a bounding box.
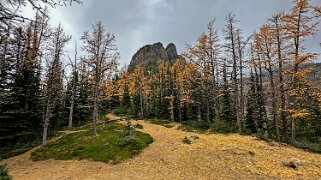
[165,43,178,61]
[128,42,184,72]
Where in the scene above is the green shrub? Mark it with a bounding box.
[117,136,140,147]
[134,123,143,129]
[0,164,12,180]
[292,140,321,153]
[177,125,206,133]
[178,121,209,133]
[145,118,171,126]
[113,107,131,116]
[210,121,238,133]
[182,136,192,144]
[100,114,110,121]
[123,121,134,136]
[164,124,174,128]
[255,128,269,141]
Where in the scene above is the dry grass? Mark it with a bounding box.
[1,114,321,179]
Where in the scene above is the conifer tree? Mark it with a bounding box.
[81,21,119,136]
[42,24,70,145]
[217,62,237,131]
[244,69,258,133]
[254,24,280,139]
[223,13,242,132]
[281,0,319,141]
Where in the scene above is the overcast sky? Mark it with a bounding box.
[22,0,321,66]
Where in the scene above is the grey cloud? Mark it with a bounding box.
[48,0,321,66]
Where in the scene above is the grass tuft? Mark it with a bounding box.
[177,124,208,134]
[144,118,172,126]
[0,164,12,180]
[182,136,192,144]
[134,123,143,129]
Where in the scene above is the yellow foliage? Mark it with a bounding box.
[289,109,310,118]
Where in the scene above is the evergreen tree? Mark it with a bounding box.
[42,24,70,145]
[244,70,258,133]
[0,16,45,153]
[216,63,237,131]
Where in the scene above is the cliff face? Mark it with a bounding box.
[128,42,184,72]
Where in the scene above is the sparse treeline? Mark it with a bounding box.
[111,0,321,145]
[0,0,119,156]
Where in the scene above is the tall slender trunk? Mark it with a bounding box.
[237,30,244,132]
[267,61,279,140]
[178,87,182,122]
[210,60,219,118]
[275,17,287,138]
[92,76,99,136]
[291,10,302,142]
[197,105,202,122]
[139,85,144,117]
[230,22,240,132]
[68,88,75,127]
[42,123,48,145]
[42,105,51,145]
[169,96,174,122]
[257,53,268,131]
[179,99,182,122]
[206,96,210,123]
[68,42,78,128]
[253,65,259,131]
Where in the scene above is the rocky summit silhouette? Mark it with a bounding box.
[128,42,184,72]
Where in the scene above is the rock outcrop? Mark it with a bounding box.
[128,42,184,72]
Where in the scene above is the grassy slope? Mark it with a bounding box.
[31,123,153,163]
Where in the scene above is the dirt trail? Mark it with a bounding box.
[1,115,321,179]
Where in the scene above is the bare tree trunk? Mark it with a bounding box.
[42,123,48,145]
[290,9,303,142]
[279,63,286,137]
[291,116,296,141]
[228,17,240,132]
[68,88,75,127]
[178,89,182,122]
[273,15,287,138]
[253,65,259,130]
[233,43,240,132]
[68,42,78,128]
[169,96,174,122]
[92,77,99,136]
[197,105,202,122]
[179,100,182,122]
[139,85,144,117]
[209,57,218,119]
[257,53,268,131]
[267,61,279,140]
[237,30,244,132]
[206,97,210,123]
[42,105,51,145]
[291,63,298,141]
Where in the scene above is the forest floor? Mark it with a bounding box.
[1,114,321,179]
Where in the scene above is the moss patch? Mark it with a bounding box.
[31,123,153,163]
